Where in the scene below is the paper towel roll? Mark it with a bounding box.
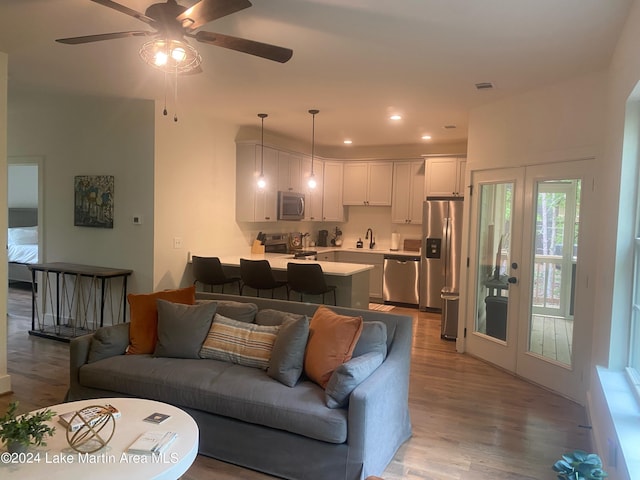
[390,233,400,251]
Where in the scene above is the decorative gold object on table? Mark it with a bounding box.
[65,405,116,453]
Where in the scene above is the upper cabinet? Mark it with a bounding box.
[277,151,302,193]
[392,160,425,224]
[301,155,324,222]
[425,156,467,197]
[342,162,393,206]
[236,143,278,222]
[322,161,345,221]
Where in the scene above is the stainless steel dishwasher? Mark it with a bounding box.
[382,254,421,306]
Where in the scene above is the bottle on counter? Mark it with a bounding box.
[356,238,363,248]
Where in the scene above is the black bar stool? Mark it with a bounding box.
[239,259,288,298]
[192,256,241,294]
[286,262,337,305]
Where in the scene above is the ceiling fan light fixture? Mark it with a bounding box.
[139,38,201,73]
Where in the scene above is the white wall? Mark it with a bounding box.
[153,105,245,290]
[7,92,156,294]
[8,164,37,208]
[0,51,10,395]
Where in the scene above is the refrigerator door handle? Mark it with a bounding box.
[442,217,450,280]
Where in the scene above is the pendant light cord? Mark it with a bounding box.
[309,109,319,180]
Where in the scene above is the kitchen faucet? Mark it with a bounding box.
[365,228,375,249]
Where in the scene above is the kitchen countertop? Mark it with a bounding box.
[313,246,422,257]
[216,253,374,277]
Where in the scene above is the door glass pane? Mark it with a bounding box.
[528,179,580,366]
[474,182,513,341]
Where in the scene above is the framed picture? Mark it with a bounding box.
[74,175,114,228]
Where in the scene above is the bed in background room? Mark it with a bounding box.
[8,207,39,284]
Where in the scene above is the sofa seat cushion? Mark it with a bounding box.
[79,356,348,444]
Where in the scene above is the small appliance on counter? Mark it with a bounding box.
[318,229,329,247]
[390,232,400,251]
[289,232,303,251]
[331,226,343,246]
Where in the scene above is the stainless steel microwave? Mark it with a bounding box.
[278,191,305,220]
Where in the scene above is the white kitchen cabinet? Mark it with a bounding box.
[277,151,302,193]
[301,156,323,221]
[392,160,425,224]
[342,162,393,206]
[236,143,278,222]
[335,251,384,301]
[425,156,467,197]
[322,161,345,221]
[317,251,335,262]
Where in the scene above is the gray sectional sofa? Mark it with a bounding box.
[66,293,413,480]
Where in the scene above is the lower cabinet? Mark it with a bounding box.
[335,251,384,301]
[317,251,335,262]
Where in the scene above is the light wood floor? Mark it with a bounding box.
[2,284,591,479]
[530,314,573,365]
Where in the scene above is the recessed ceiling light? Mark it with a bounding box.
[421,135,432,140]
[389,114,402,121]
[343,139,353,145]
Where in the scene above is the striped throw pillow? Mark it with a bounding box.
[199,314,280,369]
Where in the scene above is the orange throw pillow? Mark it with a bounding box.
[126,285,196,355]
[304,306,364,388]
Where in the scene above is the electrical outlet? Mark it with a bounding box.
[173,237,183,249]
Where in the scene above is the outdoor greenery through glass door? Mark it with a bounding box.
[528,179,581,366]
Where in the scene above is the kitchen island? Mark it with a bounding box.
[210,253,374,309]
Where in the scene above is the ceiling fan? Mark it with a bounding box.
[56,0,293,70]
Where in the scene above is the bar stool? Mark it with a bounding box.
[239,259,288,298]
[286,262,337,305]
[192,256,241,294]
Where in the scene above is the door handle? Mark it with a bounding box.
[507,276,517,284]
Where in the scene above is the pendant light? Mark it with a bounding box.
[308,109,319,189]
[257,113,268,189]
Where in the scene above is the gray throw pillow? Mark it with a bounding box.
[352,321,388,358]
[267,315,310,387]
[211,300,258,323]
[324,352,385,408]
[154,299,217,358]
[256,309,305,326]
[88,323,130,363]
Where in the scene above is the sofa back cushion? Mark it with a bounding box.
[154,299,217,358]
[200,314,280,369]
[267,315,310,387]
[127,286,196,355]
[352,321,387,358]
[304,306,363,389]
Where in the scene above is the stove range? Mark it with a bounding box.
[292,250,318,260]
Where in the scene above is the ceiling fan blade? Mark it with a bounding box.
[56,31,155,45]
[194,31,293,63]
[90,0,156,26]
[177,0,252,31]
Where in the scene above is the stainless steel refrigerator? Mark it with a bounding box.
[420,198,464,317]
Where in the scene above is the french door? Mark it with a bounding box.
[463,160,594,403]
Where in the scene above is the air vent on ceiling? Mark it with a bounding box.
[475,82,494,90]
[443,125,457,129]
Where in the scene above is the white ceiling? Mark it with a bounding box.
[0,0,633,151]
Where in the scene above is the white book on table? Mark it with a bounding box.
[127,431,178,455]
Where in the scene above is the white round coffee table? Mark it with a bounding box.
[0,398,199,480]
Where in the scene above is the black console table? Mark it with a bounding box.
[28,262,133,342]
